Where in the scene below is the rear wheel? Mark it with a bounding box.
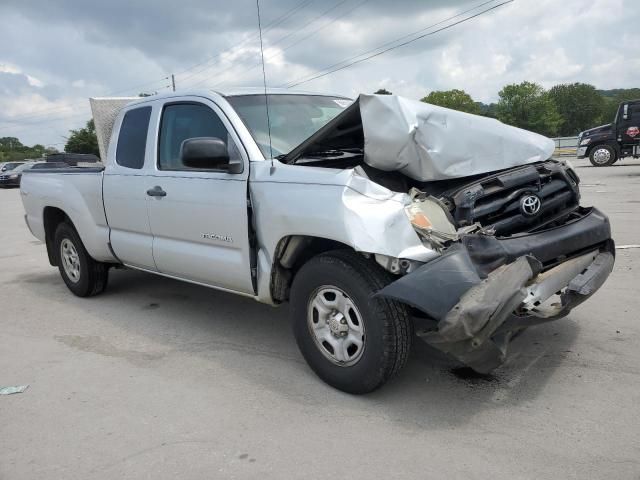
[589,144,617,166]
[290,250,412,394]
[54,222,108,297]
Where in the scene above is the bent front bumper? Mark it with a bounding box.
[378,207,614,373]
[576,146,588,158]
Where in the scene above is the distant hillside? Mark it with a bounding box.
[596,88,640,99]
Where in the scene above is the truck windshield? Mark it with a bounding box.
[226,94,351,158]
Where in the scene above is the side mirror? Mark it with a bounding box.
[180,137,242,173]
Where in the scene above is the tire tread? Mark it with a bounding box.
[291,249,412,393]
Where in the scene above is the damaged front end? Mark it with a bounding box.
[275,92,615,373]
[378,166,615,373]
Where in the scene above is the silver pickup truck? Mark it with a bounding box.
[20,89,614,393]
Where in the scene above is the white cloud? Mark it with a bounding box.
[0,0,638,146]
[0,63,44,88]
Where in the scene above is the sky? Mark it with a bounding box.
[0,0,637,148]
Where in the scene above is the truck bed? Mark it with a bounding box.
[20,167,116,265]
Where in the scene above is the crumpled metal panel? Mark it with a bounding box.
[89,97,137,161]
[359,94,556,181]
[249,161,439,303]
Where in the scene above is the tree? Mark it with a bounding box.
[598,88,640,124]
[0,137,24,150]
[495,81,562,136]
[548,83,604,136]
[421,89,480,114]
[65,119,99,157]
[374,88,392,95]
[0,137,46,162]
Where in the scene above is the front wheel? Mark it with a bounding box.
[290,250,412,394]
[54,222,109,297]
[589,144,617,166]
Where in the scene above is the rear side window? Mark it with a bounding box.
[116,106,151,169]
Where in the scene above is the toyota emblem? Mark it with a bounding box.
[520,194,541,216]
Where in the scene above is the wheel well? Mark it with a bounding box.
[43,207,69,266]
[270,235,355,303]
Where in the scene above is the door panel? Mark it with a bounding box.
[103,173,156,269]
[620,104,640,144]
[102,104,157,270]
[147,175,253,292]
[147,99,254,294]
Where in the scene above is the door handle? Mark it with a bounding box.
[146,186,167,197]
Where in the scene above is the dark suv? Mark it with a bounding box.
[0,162,40,187]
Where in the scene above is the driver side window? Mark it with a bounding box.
[158,103,240,170]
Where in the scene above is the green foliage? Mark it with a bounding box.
[477,102,498,118]
[373,88,392,95]
[421,89,480,114]
[597,88,640,124]
[65,119,99,157]
[548,83,604,135]
[0,137,52,162]
[495,81,562,136]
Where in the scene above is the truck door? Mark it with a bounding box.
[618,102,640,146]
[103,105,158,270]
[146,99,254,295]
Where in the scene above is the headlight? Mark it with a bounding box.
[405,194,458,250]
[9,174,18,179]
[579,138,591,146]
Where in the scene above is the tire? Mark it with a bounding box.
[589,144,617,167]
[290,250,412,394]
[54,222,108,297]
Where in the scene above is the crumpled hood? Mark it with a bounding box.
[285,94,556,182]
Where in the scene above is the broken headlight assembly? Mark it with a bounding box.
[404,189,461,250]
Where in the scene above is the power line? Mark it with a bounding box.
[1,0,315,128]
[283,0,510,88]
[185,0,347,89]
[211,0,370,90]
[176,0,315,86]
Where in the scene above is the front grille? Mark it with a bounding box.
[0,175,8,180]
[446,161,580,237]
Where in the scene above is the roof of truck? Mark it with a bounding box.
[114,88,350,107]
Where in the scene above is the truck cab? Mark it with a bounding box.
[577,99,640,166]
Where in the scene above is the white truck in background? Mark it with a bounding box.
[20,89,614,393]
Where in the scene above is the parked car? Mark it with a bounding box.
[0,161,25,173]
[0,162,45,187]
[577,99,640,166]
[19,90,614,393]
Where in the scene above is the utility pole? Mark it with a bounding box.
[171,74,176,92]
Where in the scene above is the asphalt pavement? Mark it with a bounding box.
[1,158,639,479]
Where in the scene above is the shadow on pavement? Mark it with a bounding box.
[14,266,579,429]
